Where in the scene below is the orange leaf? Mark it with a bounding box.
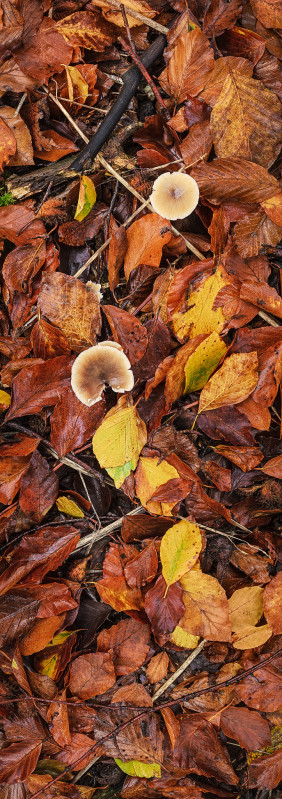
[124,213,171,279]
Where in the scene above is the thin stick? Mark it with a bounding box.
[256,309,280,328]
[152,640,206,702]
[74,505,144,551]
[42,87,89,143]
[13,92,27,117]
[120,21,170,121]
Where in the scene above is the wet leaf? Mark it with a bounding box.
[38,272,101,351]
[124,213,171,280]
[180,569,231,641]
[172,268,230,343]
[221,707,270,751]
[115,759,161,778]
[69,652,116,699]
[19,450,58,523]
[97,618,150,676]
[159,28,214,103]
[263,573,282,634]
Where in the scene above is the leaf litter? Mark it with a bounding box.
[0,0,281,797]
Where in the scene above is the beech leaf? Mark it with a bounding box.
[198,352,258,414]
[160,519,202,588]
[75,175,97,222]
[92,400,147,488]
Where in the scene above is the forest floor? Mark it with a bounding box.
[0,2,281,799]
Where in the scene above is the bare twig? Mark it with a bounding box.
[74,505,144,550]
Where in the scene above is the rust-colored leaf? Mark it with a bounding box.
[69,652,116,698]
[124,213,171,279]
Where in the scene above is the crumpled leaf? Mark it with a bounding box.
[92,400,147,488]
[6,355,73,420]
[75,175,97,222]
[160,520,202,588]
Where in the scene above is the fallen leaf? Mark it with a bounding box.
[191,157,278,204]
[260,453,282,478]
[250,0,282,28]
[135,455,193,516]
[0,106,34,166]
[19,451,58,523]
[0,525,80,596]
[160,520,202,588]
[180,569,232,641]
[37,272,101,351]
[56,10,116,49]
[31,318,71,359]
[159,28,214,103]
[0,114,16,169]
[115,759,161,778]
[56,496,84,518]
[172,267,230,343]
[103,305,148,364]
[173,714,238,784]
[240,279,282,318]
[232,624,272,649]
[203,0,243,36]
[210,71,282,168]
[124,542,158,589]
[75,175,97,222]
[263,573,282,634]
[221,707,270,751]
[92,400,147,488]
[198,352,258,414]
[69,652,116,699]
[233,207,282,257]
[144,575,185,642]
[229,586,264,632]
[124,213,171,280]
[6,355,73,420]
[213,444,263,471]
[146,651,169,684]
[0,740,42,784]
[51,387,105,457]
[97,618,150,676]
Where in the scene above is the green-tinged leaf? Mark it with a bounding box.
[115,759,161,778]
[92,400,147,488]
[184,332,227,393]
[160,520,202,588]
[75,175,96,222]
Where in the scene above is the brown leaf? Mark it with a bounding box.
[37,272,101,351]
[146,651,169,685]
[108,218,128,292]
[7,355,72,421]
[124,543,158,589]
[236,652,282,711]
[33,129,78,161]
[0,335,31,360]
[204,460,231,491]
[3,240,46,295]
[0,57,36,97]
[0,114,16,169]
[180,120,212,168]
[247,742,282,790]
[203,0,242,36]
[233,207,282,257]
[0,203,45,246]
[230,542,271,583]
[97,618,150,676]
[112,683,153,707]
[250,0,282,28]
[0,740,42,783]
[0,525,80,596]
[261,453,282,478]
[0,106,34,166]
[217,26,265,65]
[15,18,72,83]
[31,318,71,359]
[55,732,96,771]
[103,305,148,365]
[180,570,231,642]
[191,157,278,204]
[58,203,107,246]
[124,213,171,280]
[261,190,282,226]
[50,386,105,457]
[220,707,270,751]
[240,280,282,318]
[144,575,185,641]
[121,513,172,543]
[47,689,71,747]
[200,55,252,106]
[56,10,116,49]
[173,714,238,784]
[0,433,39,504]
[213,444,263,471]
[19,613,65,656]
[210,71,282,168]
[263,573,282,634]
[69,652,116,699]
[19,450,58,523]
[159,28,214,103]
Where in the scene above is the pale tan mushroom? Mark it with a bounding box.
[71,341,134,406]
[149,171,199,220]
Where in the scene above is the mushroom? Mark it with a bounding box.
[71,341,134,406]
[149,171,199,220]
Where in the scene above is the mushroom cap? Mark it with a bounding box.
[149,171,199,220]
[71,342,134,406]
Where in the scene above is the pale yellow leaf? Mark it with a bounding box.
[56,496,84,518]
[170,625,200,649]
[135,456,179,516]
[92,401,147,488]
[228,586,264,633]
[232,624,272,649]
[115,759,161,778]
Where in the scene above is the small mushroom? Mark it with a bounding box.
[71,341,134,406]
[149,171,199,220]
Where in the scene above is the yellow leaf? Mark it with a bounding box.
[66,66,89,106]
[184,332,227,393]
[115,759,161,778]
[56,496,84,518]
[232,624,272,650]
[170,625,200,649]
[228,586,264,633]
[0,390,11,411]
[160,520,202,588]
[172,267,229,343]
[75,175,96,222]
[198,351,258,415]
[93,401,147,488]
[180,569,231,642]
[135,456,179,516]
